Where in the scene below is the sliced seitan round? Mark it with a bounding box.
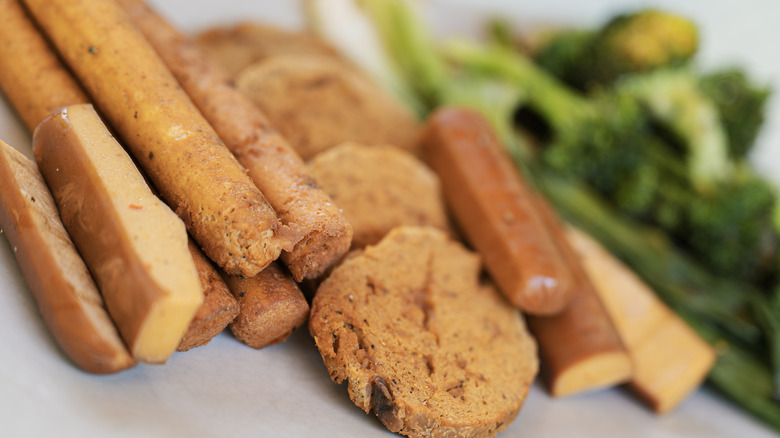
[235,54,420,160]
[309,227,538,438]
[307,142,449,248]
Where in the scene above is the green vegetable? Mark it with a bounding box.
[446,42,648,195]
[751,288,780,400]
[358,0,446,114]
[690,314,780,430]
[699,68,772,159]
[535,9,698,90]
[617,67,732,193]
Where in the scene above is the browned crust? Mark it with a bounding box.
[420,107,574,315]
[0,0,89,132]
[223,262,309,349]
[310,227,537,438]
[0,141,134,374]
[177,240,240,351]
[117,0,352,281]
[23,0,294,277]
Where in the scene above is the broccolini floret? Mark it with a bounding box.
[699,68,772,159]
[617,68,732,193]
[535,9,698,90]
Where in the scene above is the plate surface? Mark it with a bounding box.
[1,1,778,437]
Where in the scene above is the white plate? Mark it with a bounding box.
[1,1,779,437]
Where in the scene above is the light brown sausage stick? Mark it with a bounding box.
[117,0,352,281]
[23,0,297,277]
[0,140,135,374]
[0,0,237,352]
[0,0,89,131]
[526,193,632,397]
[223,263,310,349]
[420,107,573,315]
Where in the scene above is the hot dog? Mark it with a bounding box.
[0,0,239,354]
[420,107,574,315]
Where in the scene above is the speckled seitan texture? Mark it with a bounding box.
[224,262,309,349]
[308,143,449,249]
[309,227,538,438]
[236,54,420,161]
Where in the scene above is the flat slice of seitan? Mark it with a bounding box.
[236,54,420,161]
[309,227,538,438]
[308,143,449,248]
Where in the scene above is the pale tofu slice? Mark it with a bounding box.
[0,140,134,373]
[567,227,716,413]
[33,104,204,364]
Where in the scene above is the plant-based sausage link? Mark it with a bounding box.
[420,107,574,315]
[0,0,89,132]
[178,240,240,351]
[117,0,352,281]
[34,104,204,363]
[223,262,309,349]
[22,0,297,277]
[526,192,632,397]
[0,140,135,374]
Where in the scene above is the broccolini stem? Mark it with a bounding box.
[750,289,780,400]
[536,171,760,344]
[361,0,446,113]
[445,41,593,131]
[686,312,780,430]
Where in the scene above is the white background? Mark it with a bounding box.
[0,1,778,437]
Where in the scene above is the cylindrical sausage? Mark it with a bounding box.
[420,107,574,315]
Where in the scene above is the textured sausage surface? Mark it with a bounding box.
[177,241,240,351]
